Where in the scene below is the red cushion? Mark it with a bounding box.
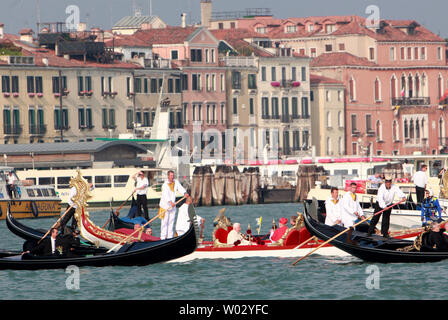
[284,229,300,246]
[227,226,233,232]
[298,227,312,243]
[215,228,228,243]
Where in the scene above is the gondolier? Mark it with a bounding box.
[412,164,428,207]
[133,171,150,220]
[341,182,366,228]
[367,175,406,238]
[159,170,189,240]
[325,187,342,226]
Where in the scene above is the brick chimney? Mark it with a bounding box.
[200,0,212,28]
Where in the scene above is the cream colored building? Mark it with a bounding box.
[310,74,345,156]
[257,52,312,158]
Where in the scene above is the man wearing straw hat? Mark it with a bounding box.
[159,170,189,240]
[367,174,406,238]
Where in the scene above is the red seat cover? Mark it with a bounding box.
[215,228,229,243]
[298,227,312,243]
[284,229,300,246]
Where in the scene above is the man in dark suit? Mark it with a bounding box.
[58,228,81,257]
[22,228,63,256]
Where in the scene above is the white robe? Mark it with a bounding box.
[341,192,364,228]
[325,197,342,226]
[159,179,187,240]
[175,203,202,236]
[227,229,251,245]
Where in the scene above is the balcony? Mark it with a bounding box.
[144,58,172,69]
[221,56,256,67]
[29,124,47,135]
[4,124,23,135]
[391,97,430,106]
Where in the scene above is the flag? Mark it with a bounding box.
[400,87,405,97]
[439,89,448,104]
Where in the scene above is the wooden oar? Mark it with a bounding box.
[38,205,74,243]
[101,192,135,228]
[292,199,406,265]
[293,236,317,250]
[106,195,187,253]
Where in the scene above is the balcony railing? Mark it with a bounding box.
[221,56,256,67]
[29,124,47,135]
[391,97,430,106]
[4,124,22,135]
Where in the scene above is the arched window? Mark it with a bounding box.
[439,117,445,139]
[401,75,406,97]
[326,111,332,128]
[338,136,344,155]
[415,74,420,97]
[392,120,398,141]
[338,111,344,127]
[374,78,381,101]
[391,75,397,99]
[404,120,408,139]
[376,120,382,140]
[409,120,414,139]
[349,77,355,101]
[416,120,420,140]
[408,74,413,98]
[438,74,444,98]
[421,118,425,140]
[326,137,332,155]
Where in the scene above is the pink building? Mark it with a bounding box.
[134,27,227,155]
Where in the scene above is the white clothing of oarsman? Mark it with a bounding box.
[412,170,428,189]
[376,183,406,209]
[175,203,203,236]
[325,196,343,226]
[135,176,149,195]
[159,176,187,240]
[68,186,78,209]
[341,191,365,228]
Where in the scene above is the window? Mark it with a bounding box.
[390,47,396,61]
[220,74,225,91]
[218,23,224,29]
[52,76,67,94]
[256,27,266,34]
[271,67,276,81]
[134,78,142,93]
[211,49,215,63]
[39,177,55,185]
[249,98,254,115]
[325,44,333,52]
[438,47,443,60]
[407,47,412,60]
[292,97,298,118]
[231,71,241,89]
[349,77,355,101]
[374,78,381,101]
[151,78,157,93]
[95,176,112,188]
[369,47,375,60]
[261,97,269,118]
[190,49,202,62]
[181,75,188,91]
[326,111,332,128]
[11,76,18,93]
[27,76,35,93]
[339,43,345,51]
[271,97,279,118]
[291,67,296,81]
[366,114,372,132]
[114,175,129,188]
[338,111,344,127]
[126,109,133,129]
[286,25,297,33]
[421,47,426,60]
[57,177,71,189]
[192,74,201,91]
[301,67,306,81]
[351,114,358,133]
[310,48,316,57]
[261,67,266,81]
[171,50,178,60]
[301,97,309,118]
[79,108,86,128]
[326,90,331,102]
[205,49,209,63]
[232,97,238,114]
[85,76,92,91]
[35,77,43,93]
[400,47,405,60]
[248,74,257,89]
[167,78,174,93]
[414,47,419,60]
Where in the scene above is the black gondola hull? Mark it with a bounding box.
[303,202,448,263]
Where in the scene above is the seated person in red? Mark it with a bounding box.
[270,217,289,243]
[115,224,161,242]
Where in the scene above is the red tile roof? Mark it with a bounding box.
[133,26,198,45]
[211,28,273,57]
[104,35,151,48]
[310,74,344,85]
[310,52,377,68]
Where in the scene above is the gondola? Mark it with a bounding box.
[0,204,198,270]
[303,199,448,263]
[6,209,108,255]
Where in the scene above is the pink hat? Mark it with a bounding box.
[279,217,288,225]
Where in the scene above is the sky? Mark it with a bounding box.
[0,0,447,38]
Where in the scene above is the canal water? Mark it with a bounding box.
[0,202,446,300]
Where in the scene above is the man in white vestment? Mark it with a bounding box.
[159,170,189,240]
[325,187,343,226]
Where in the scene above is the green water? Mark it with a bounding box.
[0,203,447,300]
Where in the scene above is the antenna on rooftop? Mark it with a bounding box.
[36,0,41,24]
[149,0,153,16]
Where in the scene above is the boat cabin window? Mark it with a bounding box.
[95,175,112,188]
[114,175,129,188]
[35,188,42,197]
[57,177,71,189]
[47,188,56,196]
[41,188,49,197]
[39,177,55,185]
[27,178,37,185]
[26,189,35,197]
[334,169,349,175]
[429,160,443,178]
